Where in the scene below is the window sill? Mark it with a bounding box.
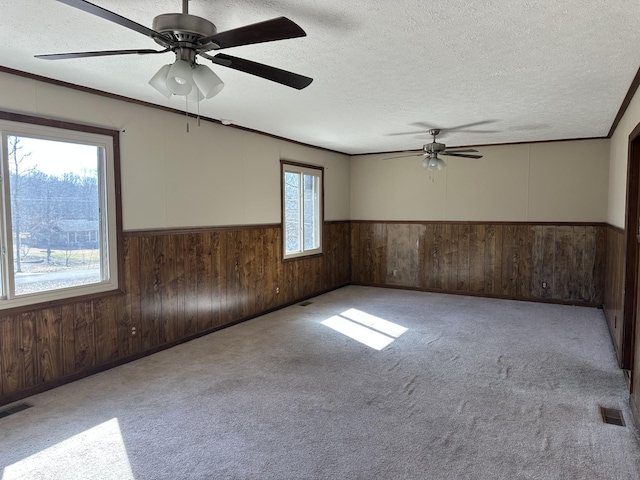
[0,286,124,316]
[282,252,324,263]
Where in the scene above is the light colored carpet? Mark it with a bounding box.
[1,286,639,480]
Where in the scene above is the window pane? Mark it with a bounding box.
[8,136,103,296]
[303,174,319,250]
[284,171,300,254]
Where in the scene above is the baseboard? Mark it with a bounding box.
[630,394,640,431]
[350,282,603,308]
[603,305,625,368]
[624,370,632,391]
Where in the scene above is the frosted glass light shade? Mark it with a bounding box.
[423,155,446,171]
[148,64,173,98]
[192,65,224,98]
[166,60,193,95]
[186,85,204,103]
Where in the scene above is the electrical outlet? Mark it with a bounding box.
[542,281,548,289]
[131,326,136,336]
[393,269,398,277]
[276,287,280,294]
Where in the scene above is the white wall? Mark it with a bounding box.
[350,139,609,222]
[0,71,351,230]
[0,70,616,228]
[608,85,640,228]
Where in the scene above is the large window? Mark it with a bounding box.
[282,161,323,259]
[0,115,120,308]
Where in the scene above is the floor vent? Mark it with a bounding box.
[299,301,313,306]
[0,402,32,420]
[600,407,625,426]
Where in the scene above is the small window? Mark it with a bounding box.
[281,161,323,259]
[0,116,119,308]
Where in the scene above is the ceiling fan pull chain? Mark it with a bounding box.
[197,96,201,127]
[185,96,190,133]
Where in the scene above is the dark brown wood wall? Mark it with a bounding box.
[604,225,626,364]
[0,219,621,406]
[352,222,606,305]
[0,222,350,405]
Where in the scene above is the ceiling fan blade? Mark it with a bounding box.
[444,148,478,153]
[439,120,497,131]
[198,17,306,50]
[386,130,425,137]
[388,126,498,138]
[441,152,483,159]
[35,48,169,60]
[210,53,312,89]
[384,153,424,160]
[410,122,436,130]
[441,129,499,134]
[55,0,170,43]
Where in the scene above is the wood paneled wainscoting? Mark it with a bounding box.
[351,221,606,306]
[0,222,350,406]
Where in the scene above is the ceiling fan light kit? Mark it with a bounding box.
[149,56,225,101]
[422,155,446,171]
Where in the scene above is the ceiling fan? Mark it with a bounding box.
[386,129,482,171]
[35,0,313,102]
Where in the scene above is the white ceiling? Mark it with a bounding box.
[1,0,640,155]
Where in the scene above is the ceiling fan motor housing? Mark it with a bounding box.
[424,142,446,153]
[152,13,218,48]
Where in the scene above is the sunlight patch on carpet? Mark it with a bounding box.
[341,308,408,337]
[321,308,407,350]
[2,418,134,480]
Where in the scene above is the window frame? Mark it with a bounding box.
[281,160,324,260]
[0,111,123,310]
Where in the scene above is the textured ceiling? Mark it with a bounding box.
[1,0,640,154]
